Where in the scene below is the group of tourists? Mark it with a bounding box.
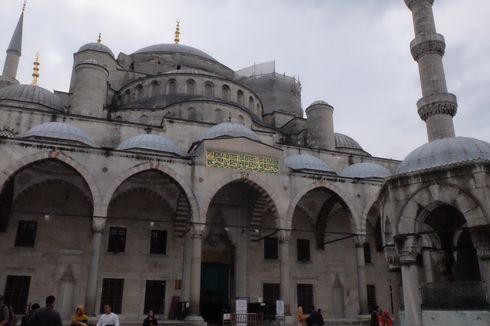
[296,306,325,326]
[370,306,393,326]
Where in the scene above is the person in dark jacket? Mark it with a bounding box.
[306,306,322,326]
[27,296,62,326]
[142,310,158,326]
[370,306,380,326]
[21,304,40,326]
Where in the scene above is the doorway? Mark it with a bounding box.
[200,262,230,323]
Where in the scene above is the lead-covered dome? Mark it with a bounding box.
[0,84,63,111]
[22,122,95,146]
[335,133,363,150]
[134,43,215,61]
[198,122,260,142]
[397,137,490,174]
[117,134,182,156]
[340,162,391,179]
[285,154,333,173]
[78,42,114,58]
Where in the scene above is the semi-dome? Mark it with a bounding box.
[335,133,363,150]
[0,84,63,111]
[285,154,332,173]
[22,122,95,146]
[134,43,215,61]
[78,42,114,58]
[397,137,490,174]
[117,134,182,156]
[198,122,260,142]
[340,162,391,179]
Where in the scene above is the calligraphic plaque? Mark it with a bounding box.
[206,150,279,174]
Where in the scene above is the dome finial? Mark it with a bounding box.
[174,20,181,44]
[97,33,102,43]
[32,52,40,86]
[22,0,27,12]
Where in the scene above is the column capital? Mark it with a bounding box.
[396,235,421,265]
[354,234,367,247]
[405,0,434,10]
[279,229,291,243]
[191,223,205,238]
[92,217,106,233]
[384,245,401,272]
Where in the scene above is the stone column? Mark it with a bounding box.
[473,231,490,297]
[235,230,248,298]
[182,231,192,302]
[85,217,105,315]
[354,236,369,315]
[279,231,291,315]
[186,225,204,321]
[397,235,422,326]
[422,249,434,283]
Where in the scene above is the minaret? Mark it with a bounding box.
[405,0,457,141]
[1,2,25,84]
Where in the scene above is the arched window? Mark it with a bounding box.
[123,89,130,105]
[215,108,224,123]
[167,79,177,95]
[204,81,214,97]
[136,84,144,100]
[256,103,261,116]
[237,90,244,106]
[248,96,254,112]
[186,79,196,95]
[222,85,231,101]
[149,80,159,97]
[188,107,197,121]
[238,115,245,125]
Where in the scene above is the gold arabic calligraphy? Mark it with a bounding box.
[206,151,279,174]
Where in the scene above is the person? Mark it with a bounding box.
[70,306,88,326]
[27,295,62,326]
[296,306,305,326]
[382,310,393,326]
[96,305,119,326]
[8,307,16,326]
[317,309,324,326]
[370,306,380,326]
[22,303,40,326]
[142,310,157,326]
[0,296,10,326]
[306,306,322,326]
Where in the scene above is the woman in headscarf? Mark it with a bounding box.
[71,306,89,326]
[296,306,306,326]
[382,310,393,326]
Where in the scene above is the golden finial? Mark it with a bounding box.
[174,20,180,44]
[22,0,27,12]
[32,52,40,86]
[97,33,102,43]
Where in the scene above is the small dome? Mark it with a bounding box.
[78,42,114,58]
[285,154,332,173]
[335,133,363,150]
[340,162,391,179]
[134,43,216,61]
[198,122,260,142]
[117,134,182,156]
[397,137,490,174]
[22,122,95,146]
[0,84,63,111]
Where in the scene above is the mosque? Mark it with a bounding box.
[0,1,489,325]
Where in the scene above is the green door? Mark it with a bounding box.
[200,263,230,322]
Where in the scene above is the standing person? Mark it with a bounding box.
[382,310,393,326]
[142,310,157,326]
[96,305,119,326]
[316,309,324,326]
[22,303,40,326]
[27,296,62,326]
[0,296,10,326]
[306,306,321,326]
[369,306,380,326]
[70,306,88,326]
[296,306,305,326]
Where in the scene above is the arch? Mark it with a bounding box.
[236,90,244,106]
[135,84,144,100]
[188,107,197,121]
[398,183,488,234]
[166,79,177,95]
[100,162,199,223]
[204,81,214,97]
[222,85,231,101]
[286,182,359,232]
[149,80,159,97]
[0,151,102,215]
[186,79,196,95]
[359,188,384,235]
[214,108,224,123]
[248,96,254,112]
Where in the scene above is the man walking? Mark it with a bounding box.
[28,296,62,326]
[96,305,119,326]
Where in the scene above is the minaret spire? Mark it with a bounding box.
[97,33,102,43]
[174,20,181,44]
[32,52,40,86]
[1,2,25,84]
[405,0,457,141]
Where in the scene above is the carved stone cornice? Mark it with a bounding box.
[405,0,434,10]
[474,239,490,260]
[410,33,446,61]
[417,93,457,120]
[384,245,401,271]
[279,230,291,243]
[396,235,421,265]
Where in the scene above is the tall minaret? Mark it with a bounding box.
[1,2,25,86]
[405,0,457,141]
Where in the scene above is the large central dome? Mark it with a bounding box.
[134,43,216,61]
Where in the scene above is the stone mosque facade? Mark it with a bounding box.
[0,1,489,325]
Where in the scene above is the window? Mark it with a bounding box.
[100,278,124,314]
[237,90,244,106]
[248,96,254,111]
[263,283,280,316]
[4,275,31,313]
[222,85,230,101]
[375,218,383,252]
[364,243,372,264]
[167,79,177,94]
[150,230,167,255]
[108,227,126,253]
[297,284,314,313]
[297,239,310,262]
[15,221,37,247]
[144,280,166,314]
[215,108,224,123]
[367,284,377,313]
[188,107,197,121]
[204,82,214,97]
[264,237,278,260]
[186,79,195,95]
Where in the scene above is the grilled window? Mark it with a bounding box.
[144,280,166,314]
[297,284,314,313]
[100,278,124,314]
[264,237,278,260]
[108,227,126,253]
[364,243,372,264]
[263,283,280,316]
[4,275,31,314]
[15,221,37,247]
[297,239,310,262]
[367,284,377,313]
[150,230,167,255]
[375,218,384,252]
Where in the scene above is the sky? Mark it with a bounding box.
[0,0,489,160]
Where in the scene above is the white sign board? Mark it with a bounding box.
[236,299,248,326]
[276,300,284,316]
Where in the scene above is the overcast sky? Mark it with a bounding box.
[1,0,489,160]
